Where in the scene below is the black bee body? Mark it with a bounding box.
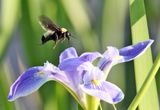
[39,15,71,47]
[41,29,71,44]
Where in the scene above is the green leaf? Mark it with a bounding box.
[0,65,16,110]
[128,53,160,110]
[129,0,159,110]
[0,0,20,62]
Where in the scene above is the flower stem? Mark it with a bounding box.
[99,103,103,110]
[78,103,83,110]
[112,104,117,110]
[86,95,100,110]
[128,52,160,110]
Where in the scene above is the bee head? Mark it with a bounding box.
[66,31,71,37]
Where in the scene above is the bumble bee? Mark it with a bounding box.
[39,15,71,48]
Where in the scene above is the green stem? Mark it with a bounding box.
[78,103,83,110]
[86,95,100,110]
[128,53,160,110]
[112,104,117,110]
[99,103,103,110]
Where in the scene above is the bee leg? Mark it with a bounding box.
[53,41,59,49]
[57,34,65,44]
[66,35,70,41]
[66,34,70,44]
[53,42,57,49]
[53,33,59,49]
[61,38,66,43]
[60,33,66,43]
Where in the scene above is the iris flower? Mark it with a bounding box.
[8,39,153,109]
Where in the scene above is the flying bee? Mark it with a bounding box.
[39,15,71,48]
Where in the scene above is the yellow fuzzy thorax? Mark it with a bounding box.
[61,28,67,32]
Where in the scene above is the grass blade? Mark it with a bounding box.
[129,0,159,109]
[128,52,160,110]
[0,0,20,62]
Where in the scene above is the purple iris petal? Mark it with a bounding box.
[59,47,78,63]
[79,52,102,62]
[59,50,102,87]
[8,62,68,101]
[8,45,128,106]
[58,58,92,99]
[83,67,104,84]
[98,39,154,71]
[98,47,119,71]
[81,81,124,104]
[8,66,47,101]
[119,39,154,62]
[81,67,124,104]
[58,51,102,101]
[59,58,85,72]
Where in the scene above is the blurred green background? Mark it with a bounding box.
[0,0,159,110]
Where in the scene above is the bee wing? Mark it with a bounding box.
[39,15,60,32]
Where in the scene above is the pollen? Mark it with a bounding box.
[61,28,67,33]
[91,80,101,85]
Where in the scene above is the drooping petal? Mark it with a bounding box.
[79,52,102,62]
[98,39,154,72]
[8,66,48,101]
[8,62,68,101]
[81,81,124,104]
[59,47,78,63]
[119,39,154,62]
[43,62,69,83]
[81,66,124,104]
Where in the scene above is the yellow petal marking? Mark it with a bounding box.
[91,80,101,86]
[37,71,45,77]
